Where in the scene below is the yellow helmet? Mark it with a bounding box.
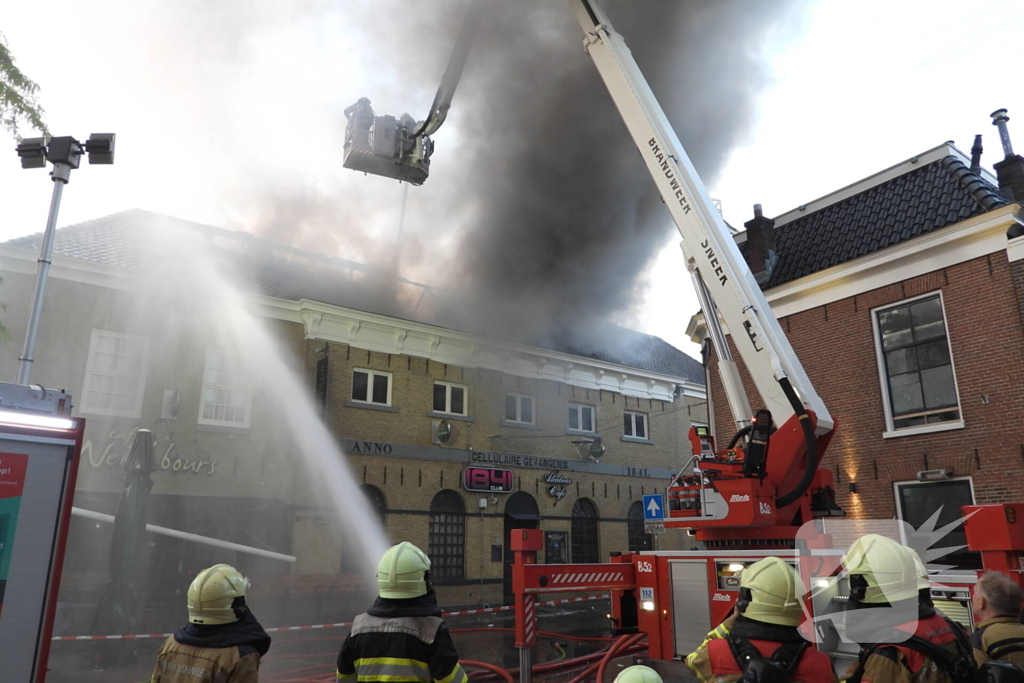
[614,666,662,683]
[187,564,250,625]
[841,534,918,604]
[910,549,931,591]
[377,542,431,599]
[737,557,805,627]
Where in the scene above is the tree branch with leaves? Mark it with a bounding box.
[1,31,49,142]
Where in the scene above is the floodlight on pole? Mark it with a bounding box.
[14,133,116,386]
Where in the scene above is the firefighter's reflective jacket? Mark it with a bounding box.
[151,610,271,683]
[972,616,1024,668]
[337,595,466,683]
[843,611,972,683]
[686,615,836,683]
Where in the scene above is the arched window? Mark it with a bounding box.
[361,485,387,525]
[627,501,652,552]
[429,490,466,580]
[571,498,599,564]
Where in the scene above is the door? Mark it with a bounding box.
[503,492,539,604]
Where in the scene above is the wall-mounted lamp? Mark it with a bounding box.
[917,469,951,482]
[848,482,858,494]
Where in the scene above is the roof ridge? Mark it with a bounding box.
[937,155,1008,212]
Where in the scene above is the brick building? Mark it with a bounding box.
[688,137,1024,566]
[0,209,706,626]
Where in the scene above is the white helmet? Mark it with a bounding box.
[377,542,431,599]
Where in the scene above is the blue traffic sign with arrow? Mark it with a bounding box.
[642,493,665,520]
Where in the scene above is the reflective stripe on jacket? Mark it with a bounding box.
[971,616,1024,668]
[337,613,466,683]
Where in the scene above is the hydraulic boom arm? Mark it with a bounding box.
[567,0,838,540]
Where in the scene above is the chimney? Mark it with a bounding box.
[970,134,983,174]
[743,204,777,287]
[991,109,1024,202]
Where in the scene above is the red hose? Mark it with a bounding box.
[568,635,631,683]
[597,633,646,683]
[461,659,515,683]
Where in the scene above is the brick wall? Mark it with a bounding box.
[707,253,1024,525]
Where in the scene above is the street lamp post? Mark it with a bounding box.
[14,133,115,385]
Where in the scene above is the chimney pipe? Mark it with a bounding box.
[970,135,983,174]
[992,109,1014,157]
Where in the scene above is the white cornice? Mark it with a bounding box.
[688,205,1024,342]
[259,298,705,401]
[0,245,136,291]
[1009,234,1024,263]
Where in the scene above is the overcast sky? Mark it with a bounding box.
[2,0,1022,361]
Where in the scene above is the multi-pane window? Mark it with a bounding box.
[81,330,149,418]
[875,294,960,430]
[428,490,465,580]
[896,479,979,570]
[571,498,599,563]
[623,411,648,440]
[352,369,391,406]
[627,501,652,552]
[433,381,467,416]
[199,349,250,427]
[505,393,535,424]
[568,403,596,433]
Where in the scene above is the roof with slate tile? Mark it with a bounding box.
[743,148,1008,290]
[2,209,705,385]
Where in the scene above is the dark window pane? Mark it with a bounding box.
[372,375,389,404]
[623,413,633,436]
[886,347,918,375]
[428,490,465,579]
[568,406,578,430]
[505,395,517,421]
[916,340,951,370]
[627,501,652,552]
[571,499,599,563]
[352,371,368,401]
[582,407,593,432]
[361,485,387,524]
[911,297,945,341]
[433,383,447,412]
[635,415,646,439]
[890,373,924,416]
[921,365,957,409]
[899,480,979,570]
[521,397,533,424]
[879,306,912,349]
[451,386,464,415]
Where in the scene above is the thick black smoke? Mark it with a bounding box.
[152,0,806,348]
[413,1,806,350]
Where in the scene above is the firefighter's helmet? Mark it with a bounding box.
[377,542,432,599]
[187,564,250,625]
[737,556,805,627]
[614,666,663,683]
[910,549,931,591]
[841,534,918,604]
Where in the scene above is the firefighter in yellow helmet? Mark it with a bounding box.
[686,556,836,682]
[840,535,976,683]
[151,564,271,682]
[614,665,664,683]
[337,542,466,683]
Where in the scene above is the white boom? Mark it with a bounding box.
[567,0,833,434]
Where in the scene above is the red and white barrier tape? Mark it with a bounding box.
[50,593,610,641]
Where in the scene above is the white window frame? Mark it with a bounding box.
[870,291,965,439]
[80,329,149,418]
[504,393,535,425]
[568,403,596,434]
[622,411,649,441]
[198,348,252,428]
[351,368,393,406]
[433,381,468,416]
[893,476,975,547]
